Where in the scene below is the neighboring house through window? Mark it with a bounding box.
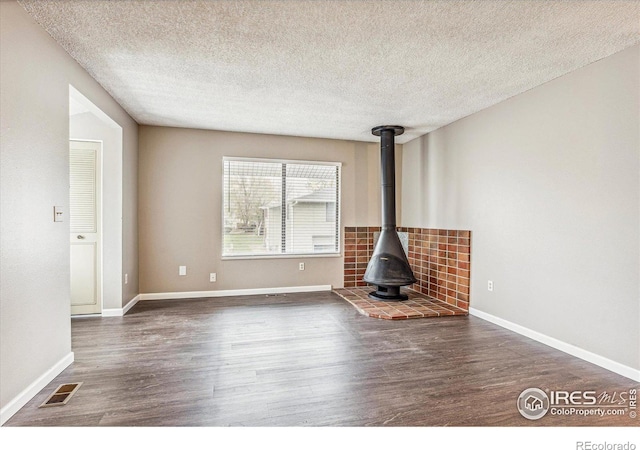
[223,157,341,257]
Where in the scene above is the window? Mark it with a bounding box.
[223,157,341,257]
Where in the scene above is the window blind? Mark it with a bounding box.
[69,147,97,233]
[223,157,341,257]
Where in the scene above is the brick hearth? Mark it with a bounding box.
[333,287,467,320]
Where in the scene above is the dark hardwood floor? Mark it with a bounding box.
[5,291,637,426]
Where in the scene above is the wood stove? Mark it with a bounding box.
[363,125,417,300]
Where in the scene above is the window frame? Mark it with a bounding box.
[221,156,342,260]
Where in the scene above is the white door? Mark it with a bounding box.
[69,140,101,315]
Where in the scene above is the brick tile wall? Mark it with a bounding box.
[343,227,471,311]
[344,226,380,288]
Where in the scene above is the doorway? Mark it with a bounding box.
[69,85,123,316]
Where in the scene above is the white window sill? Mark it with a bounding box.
[221,253,342,261]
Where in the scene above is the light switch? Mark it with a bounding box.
[179,266,187,276]
[53,206,64,222]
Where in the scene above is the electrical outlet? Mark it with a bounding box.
[179,266,187,276]
[124,273,128,284]
[299,262,305,271]
[210,273,217,282]
[488,280,494,292]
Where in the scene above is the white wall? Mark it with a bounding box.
[0,0,138,420]
[402,45,640,372]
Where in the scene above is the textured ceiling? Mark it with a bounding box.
[19,0,640,143]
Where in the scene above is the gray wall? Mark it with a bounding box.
[138,125,383,293]
[402,45,639,370]
[0,1,138,412]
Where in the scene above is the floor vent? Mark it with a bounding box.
[39,382,83,408]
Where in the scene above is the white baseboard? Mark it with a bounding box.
[102,294,140,317]
[103,286,332,313]
[139,285,332,301]
[101,294,141,317]
[0,352,74,426]
[469,307,640,382]
[122,294,141,315]
[101,308,122,317]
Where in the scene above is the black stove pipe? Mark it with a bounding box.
[379,126,399,229]
[363,125,417,301]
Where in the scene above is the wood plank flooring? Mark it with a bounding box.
[5,291,638,426]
